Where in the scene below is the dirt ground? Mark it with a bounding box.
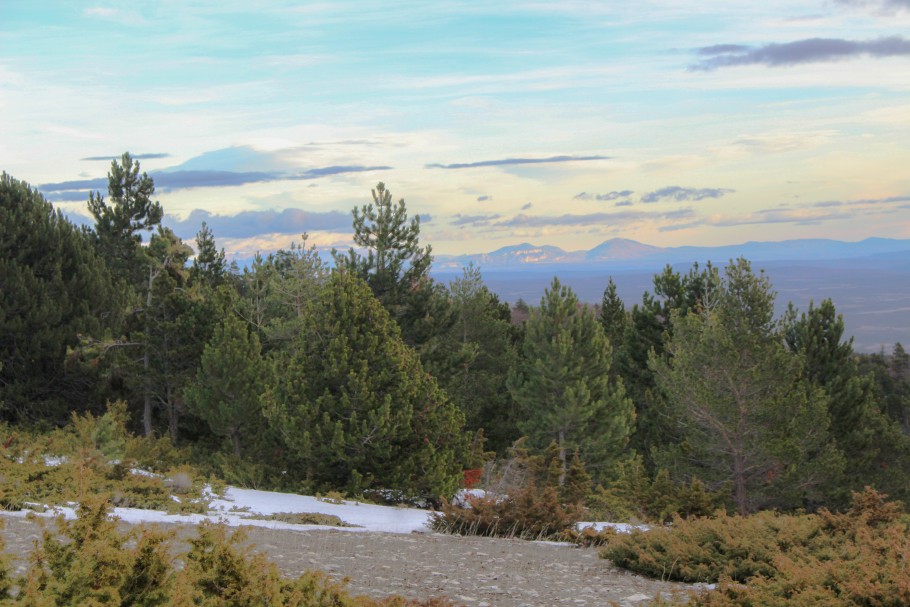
[0,514,698,607]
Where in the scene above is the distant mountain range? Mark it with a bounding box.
[434,237,910,270]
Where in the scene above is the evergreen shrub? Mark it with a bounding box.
[589,455,729,523]
[608,488,910,607]
[0,403,207,514]
[1,497,461,606]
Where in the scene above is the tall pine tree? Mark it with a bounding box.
[264,270,468,497]
[186,314,268,457]
[0,174,120,422]
[508,277,633,483]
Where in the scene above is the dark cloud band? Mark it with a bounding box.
[640,186,734,203]
[81,153,172,161]
[426,155,610,169]
[573,190,634,201]
[692,36,910,70]
[39,165,391,197]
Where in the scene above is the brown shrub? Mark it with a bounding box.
[430,484,583,540]
[614,488,910,607]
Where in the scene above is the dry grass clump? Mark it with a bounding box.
[604,487,910,607]
[244,511,358,527]
[430,440,587,541]
[430,484,583,540]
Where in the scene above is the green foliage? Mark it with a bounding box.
[185,314,269,457]
[0,173,121,423]
[621,263,720,461]
[0,403,205,514]
[0,519,9,599]
[649,259,843,514]
[265,271,468,497]
[589,455,728,523]
[15,496,174,607]
[508,277,633,483]
[87,152,163,288]
[2,497,456,607]
[439,264,519,453]
[784,299,910,504]
[599,278,628,368]
[332,183,458,380]
[333,182,431,313]
[190,222,228,288]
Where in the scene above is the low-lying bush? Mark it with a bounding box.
[0,496,461,607]
[244,511,357,527]
[0,402,209,514]
[589,455,729,524]
[606,488,910,607]
[430,484,582,540]
[429,440,587,540]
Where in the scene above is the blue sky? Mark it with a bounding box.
[2,1,909,258]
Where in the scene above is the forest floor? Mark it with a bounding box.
[0,514,696,607]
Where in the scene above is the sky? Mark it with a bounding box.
[2,1,910,259]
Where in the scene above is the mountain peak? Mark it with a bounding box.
[586,238,664,260]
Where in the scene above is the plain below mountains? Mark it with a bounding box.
[434,237,910,270]
[432,237,910,353]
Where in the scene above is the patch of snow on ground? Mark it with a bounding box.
[578,521,650,533]
[2,485,642,537]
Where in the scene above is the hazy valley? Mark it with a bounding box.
[433,238,910,352]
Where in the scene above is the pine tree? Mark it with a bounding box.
[333,183,457,376]
[189,221,227,288]
[87,152,163,288]
[650,259,843,513]
[439,264,519,453]
[264,270,468,496]
[186,314,268,457]
[0,173,120,422]
[600,277,628,371]
[333,182,431,308]
[508,277,633,484]
[786,300,910,503]
[623,262,720,464]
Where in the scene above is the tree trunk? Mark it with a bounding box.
[558,428,567,486]
[733,451,747,515]
[143,265,154,436]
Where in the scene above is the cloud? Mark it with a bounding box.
[573,190,634,201]
[493,208,696,229]
[834,0,910,13]
[164,208,353,240]
[39,165,391,196]
[426,155,610,169]
[640,186,734,203]
[691,36,910,70]
[615,199,634,207]
[477,195,492,202]
[521,202,533,210]
[451,214,501,227]
[814,194,910,208]
[81,153,172,161]
[708,208,855,227]
[697,44,751,56]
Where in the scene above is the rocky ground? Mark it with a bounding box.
[1,514,697,607]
